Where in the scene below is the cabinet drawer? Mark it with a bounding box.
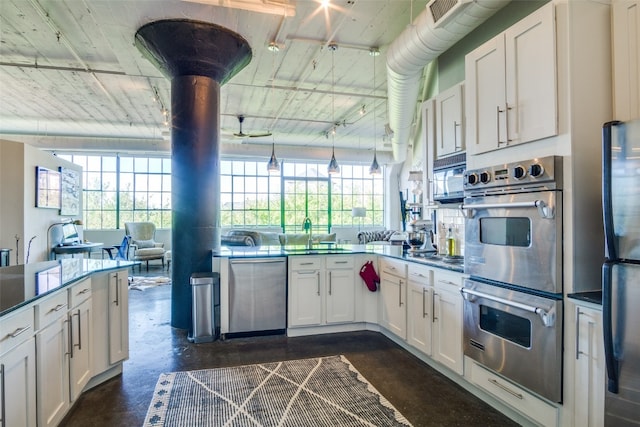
[35,291,68,329]
[289,256,322,271]
[0,306,34,354]
[68,278,92,308]
[434,269,462,291]
[407,264,433,285]
[380,257,407,279]
[468,359,558,426]
[326,256,354,269]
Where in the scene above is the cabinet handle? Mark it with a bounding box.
[1,364,5,427]
[329,271,332,295]
[454,121,461,150]
[399,280,403,307]
[488,378,524,400]
[505,103,513,143]
[74,309,82,351]
[316,272,320,296]
[334,261,348,264]
[78,288,90,295]
[432,292,438,322]
[422,288,427,318]
[9,325,31,338]
[113,274,120,306]
[49,303,67,313]
[66,317,73,358]
[496,105,504,145]
[300,262,314,266]
[575,308,583,360]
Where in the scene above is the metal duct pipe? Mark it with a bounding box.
[386,0,511,162]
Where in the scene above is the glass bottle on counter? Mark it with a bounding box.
[446,226,456,256]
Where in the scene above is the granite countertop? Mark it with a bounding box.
[213,244,465,274]
[0,258,138,317]
[567,291,602,305]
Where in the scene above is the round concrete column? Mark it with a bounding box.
[135,20,251,329]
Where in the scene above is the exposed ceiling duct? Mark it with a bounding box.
[386,0,511,162]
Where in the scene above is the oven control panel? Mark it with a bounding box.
[463,156,562,192]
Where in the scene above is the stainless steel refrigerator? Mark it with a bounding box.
[602,119,640,426]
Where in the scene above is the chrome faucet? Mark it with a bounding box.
[303,217,312,248]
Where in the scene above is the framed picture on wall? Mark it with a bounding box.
[35,166,61,209]
[60,167,80,215]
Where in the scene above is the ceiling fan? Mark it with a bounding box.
[233,115,272,138]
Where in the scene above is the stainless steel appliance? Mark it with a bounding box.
[461,155,564,403]
[602,119,640,426]
[432,152,466,204]
[228,257,287,336]
[461,279,562,402]
[462,156,563,294]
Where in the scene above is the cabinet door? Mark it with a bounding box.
[612,0,640,121]
[36,317,70,427]
[326,269,355,324]
[289,270,322,326]
[574,305,605,427]
[380,273,406,339]
[407,281,432,355]
[436,83,464,157]
[465,34,506,155]
[69,298,92,402]
[1,337,37,427]
[433,280,463,375]
[504,2,557,146]
[109,269,129,364]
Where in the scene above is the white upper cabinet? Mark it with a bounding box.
[466,2,557,155]
[436,83,465,158]
[612,0,640,121]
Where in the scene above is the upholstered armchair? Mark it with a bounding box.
[124,222,166,271]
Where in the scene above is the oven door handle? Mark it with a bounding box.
[460,287,556,327]
[460,200,554,219]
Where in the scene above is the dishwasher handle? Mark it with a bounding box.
[230,258,286,264]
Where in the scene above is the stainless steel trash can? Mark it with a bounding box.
[187,272,220,343]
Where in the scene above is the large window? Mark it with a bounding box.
[57,154,172,229]
[58,155,384,230]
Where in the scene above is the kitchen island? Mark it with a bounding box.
[0,258,137,427]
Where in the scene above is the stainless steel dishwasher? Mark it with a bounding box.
[228,257,287,336]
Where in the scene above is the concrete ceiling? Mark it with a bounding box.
[0,0,428,159]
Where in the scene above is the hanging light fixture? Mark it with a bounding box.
[266,41,280,174]
[369,47,382,175]
[267,140,280,173]
[327,42,340,175]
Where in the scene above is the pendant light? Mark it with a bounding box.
[266,41,280,174]
[267,140,280,173]
[369,47,382,175]
[327,43,340,175]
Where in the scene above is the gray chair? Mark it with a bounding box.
[124,222,165,271]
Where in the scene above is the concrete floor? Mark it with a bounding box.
[61,265,518,426]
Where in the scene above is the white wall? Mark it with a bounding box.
[0,139,82,264]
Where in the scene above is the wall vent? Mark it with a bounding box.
[427,0,472,27]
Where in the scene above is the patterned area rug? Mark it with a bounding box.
[129,276,171,291]
[143,355,413,427]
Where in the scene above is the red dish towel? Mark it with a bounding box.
[359,261,380,292]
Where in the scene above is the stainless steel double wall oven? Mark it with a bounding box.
[461,156,564,403]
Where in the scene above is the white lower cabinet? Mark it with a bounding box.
[467,357,559,427]
[379,258,408,340]
[36,291,70,427]
[572,302,604,427]
[68,279,92,402]
[432,269,464,375]
[407,264,434,355]
[288,256,355,327]
[0,307,37,427]
[325,257,355,324]
[91,269,130,375]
